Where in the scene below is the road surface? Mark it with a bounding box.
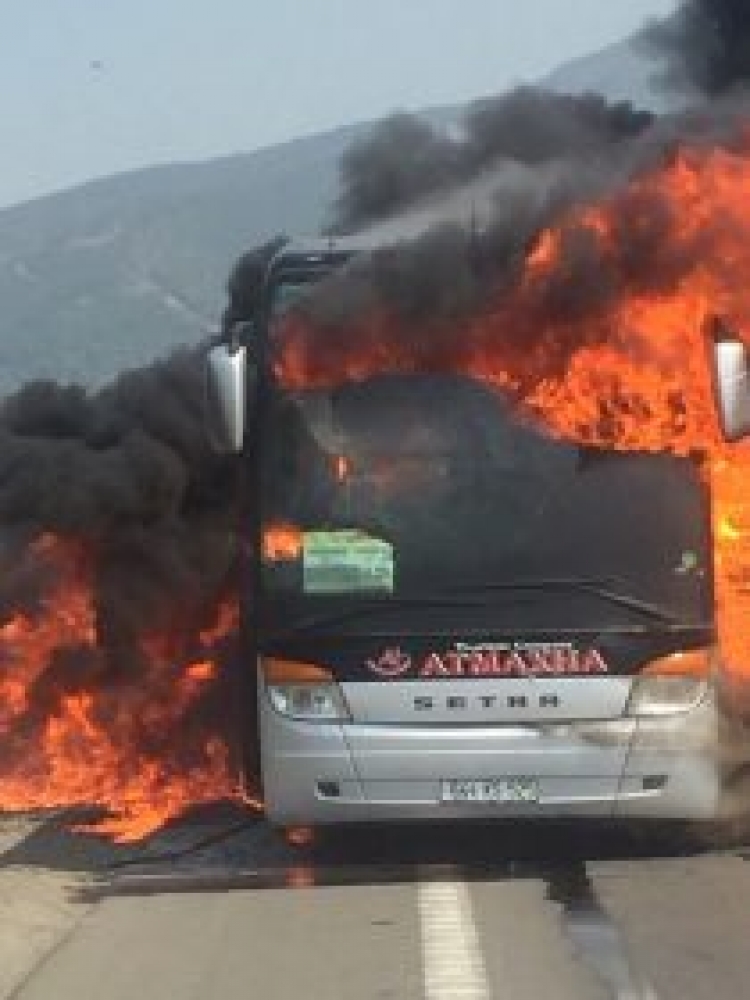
[2,811,750,999]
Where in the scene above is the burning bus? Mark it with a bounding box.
[206,235,746,827]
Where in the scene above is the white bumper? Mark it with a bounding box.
[259,684,720,825]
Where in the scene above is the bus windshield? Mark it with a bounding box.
[259,361,713,635]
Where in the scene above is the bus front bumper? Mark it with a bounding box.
[259,692,720,825]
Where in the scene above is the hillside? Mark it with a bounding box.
[0,36,677,395]
[0,126,369,394]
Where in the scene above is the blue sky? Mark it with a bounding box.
[0,0,677,207]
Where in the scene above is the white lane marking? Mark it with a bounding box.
[418,879,490,1000]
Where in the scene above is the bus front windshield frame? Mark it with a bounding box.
[256,278,714,637]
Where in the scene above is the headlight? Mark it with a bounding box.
[627,676,709,717]
[267,683,350,721]
[262,658,350,722]
[626,647,715,717]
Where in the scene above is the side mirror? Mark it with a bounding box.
[205,341,249,453]
[711,331,750,442]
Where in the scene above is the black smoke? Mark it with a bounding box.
[285,168,715,399]
[331,113,459,232]
[644,0,750,96]
[0,346,239,672]
[461,89,652,172]
[278,32,750,395]
[0,231,297,812]
[331,89,653,232]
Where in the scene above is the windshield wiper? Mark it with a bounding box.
[265,577,681,643]
[445,578,682,627]
[265,594,490,643]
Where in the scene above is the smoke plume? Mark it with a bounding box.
[331,89,653,232]
[0,346,240,738]
[284,166,717,400]
[644,0,750,96]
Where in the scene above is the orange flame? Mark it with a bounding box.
[0,537,242,842]
[263,522,303,562]
[274,142,750,681]
[334,454,351,483]
[712,453,750,677]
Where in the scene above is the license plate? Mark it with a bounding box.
[441,778,539,804]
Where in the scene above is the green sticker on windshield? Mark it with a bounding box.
[303,530,394,594]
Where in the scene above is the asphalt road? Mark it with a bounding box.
[3,811,750,1000]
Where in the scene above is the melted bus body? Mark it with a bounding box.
[208,238,729,826]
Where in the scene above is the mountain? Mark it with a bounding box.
[0,126,368,394]
[0,36,677,396]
